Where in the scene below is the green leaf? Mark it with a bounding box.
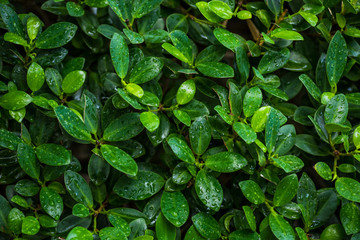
[0,4,24,37]
[314,162,332,181]
[27,16,41,40]
[36,143,70,166]
[45,68,62,96]
[192,213,221,239]
[274,124,296,156]
[62,70,86,94]
[243,205,257,231]
[196,62,234,78]
[132,0,162,19]
[169,30,193,64]
[156,213,176,240]
[110,33,129,79]
[36,22,77,49]
[326,31,347,88]
[66,2,84,17]
[0,195,11,232]
[0,91,32,111]
[271,28,304,41]
[99,227,127,240]
[295,134,329,156]
[72,203,89,218]
[66,226,93,240]
[269,212,295,240]
[54,105,92,141]
[117,88,145,110]
[272,155,304,173]
[100,144,138,176]
[167,136,195,163]
[299,11,318,27]
[103,113,144,141]
[189,117,211,155]
[64,170,93,207]
[335,177,360,202]
[0,128,22,150]
[251,106,271,132]
[126,83,144,98]
[208,0,233,19]
[14,179,40,197]
[166,13,189,33]
[298,74,322,102]
[22,216,40,235]
[213,28,241,51]
[113,170,165,200]
[123,28,144,44]
[297,173,317,229]
[162,43,189,63]
[140,111,160,132]
[354,126,360,149]
[195,169,223,211]
[83,94,98,134]
[129,57,163,84]
[17,143,40,179]
[324,94,348,126]
[205,152,247,173]
[234,122,257,144]
[40,187,63,220]
[196,2,223,23]
[243,87,262,117]
[239,180,265,204]
[173,110,191,126]
[258,48,290,74]
[237,10,252,20]
[176,79,196,105]
[161,191,189,227]
[340,203,360,235]
[4,32,28,47]
[8,208,24,235]
[265,0,281,15]
[273,174,298,207]
[265,108,280,154]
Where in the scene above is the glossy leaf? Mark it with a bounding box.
[161,191,189,227]
[36,22,77,49]
[205,152,247,173]
[195,169,223,211]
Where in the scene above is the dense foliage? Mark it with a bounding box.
[1,0,360,239]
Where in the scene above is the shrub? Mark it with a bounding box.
[1,0,360,239]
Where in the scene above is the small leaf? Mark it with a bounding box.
[258,48,290,74]
[208,0,233,19]
[140,112,160,132]
[17,143,40,179]
[243,87,262,117]
[129,57,163,84]
[103,113,144,141]
[234,122,257,144]
[113,170,165,200]
[173,110,191,126]
[196,62,234,78]
[64,170,93,207]
[156,212,176,240]
[205,152,247,173]
[265,108,280,154]
[335,177,360,202]
[0,91,32,111]
[192,213,221,239]
[298,74,322,102]
[176,79,196,105]
[326,31,347,88]
[239,180,265,204]
[110,33,129,79]
[269,212,295,240]
[62,70,86,94]
[189,117,211,155]
[314,162,332,181]
[273,174,298,207]
[272,155,304,173]
[54,105,92,141]
[66,226,93,240]
[36,144,71,166]
[271,28,304,40]
[36,22,77,49]
[40,187,63,220]
[195,169,223,211]
[0,128,22,150]
[100,144,138,177]
[22,216,40,235]
[324,94,348,126]
[161,191,189,227]
[167,136,195,164]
